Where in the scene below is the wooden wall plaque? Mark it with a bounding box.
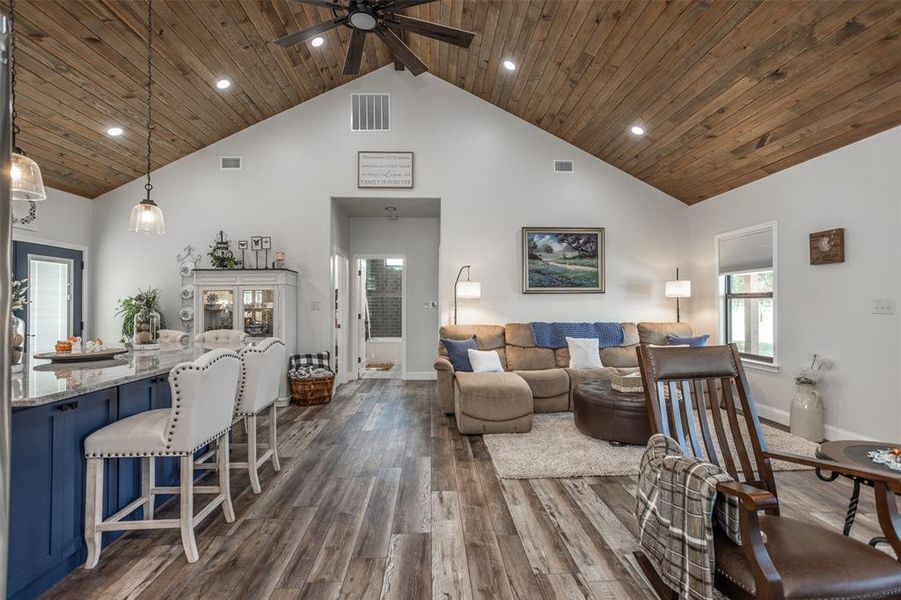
[809,228,844,265]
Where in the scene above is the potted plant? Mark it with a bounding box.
[115,287,166,349]
[790,354,830,442]
[9,278,27,368]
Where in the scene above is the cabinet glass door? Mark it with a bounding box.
[201,289,235,331]
[241,288,276,339]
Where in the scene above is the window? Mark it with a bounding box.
[717,223,776,365]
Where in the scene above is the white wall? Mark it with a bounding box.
[349,216,440,376]
[687,127,901,440]
[91,66,687,354]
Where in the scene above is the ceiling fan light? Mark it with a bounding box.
[11,152,47,201]
[349,11,377,31]
[128,199,166,235]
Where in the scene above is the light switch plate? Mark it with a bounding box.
[311,300,321,311]
[871,299,896,315]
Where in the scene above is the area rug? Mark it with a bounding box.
[483,413,819,479]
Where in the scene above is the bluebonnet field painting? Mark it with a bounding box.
[523,228,604,293]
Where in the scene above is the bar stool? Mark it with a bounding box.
[158,329,189,345]
[194,330,249,350]
[197,338,286,494]
[83,349,241,567]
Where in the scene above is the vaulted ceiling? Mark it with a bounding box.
[9,0,901,204]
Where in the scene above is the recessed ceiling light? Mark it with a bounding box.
[385,206,397,212]
[630,125,645,136]
[311,36,324,48]
[502,59,516,71]
[215,79,231,90]
[106,127,124,137]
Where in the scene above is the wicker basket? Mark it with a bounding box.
[290,374,335,406]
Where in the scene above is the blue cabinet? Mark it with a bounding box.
[8,375,178,600]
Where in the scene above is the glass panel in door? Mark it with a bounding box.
[242,288,275,338]
[28,256,73,352]
[201,289,235,331]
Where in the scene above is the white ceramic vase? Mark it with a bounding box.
[790,383,824,442]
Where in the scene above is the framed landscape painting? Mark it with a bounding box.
[522,227,605,293]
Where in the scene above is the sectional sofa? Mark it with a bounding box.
[434,321,693,434]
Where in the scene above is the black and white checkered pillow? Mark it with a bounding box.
[289,352,331,370]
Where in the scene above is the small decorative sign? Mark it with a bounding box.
[809,228,844,265]
[358,151,413,189]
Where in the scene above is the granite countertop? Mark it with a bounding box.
[11,345,214,408]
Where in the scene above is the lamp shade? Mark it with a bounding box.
[128,200,166,235]
[456,281,481,299]
[11,152,47,201]
[665,279,691,298]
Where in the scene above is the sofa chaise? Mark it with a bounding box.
[434,322,693,434]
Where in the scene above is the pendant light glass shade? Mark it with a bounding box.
[10,152,47,201]
[128,199,165,235]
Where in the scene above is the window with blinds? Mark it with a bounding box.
[717,223,777,364]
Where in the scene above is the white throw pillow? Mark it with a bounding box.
[566,337,603,369]
[467,349,504,373]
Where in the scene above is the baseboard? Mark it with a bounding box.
[754,402,872,442]
[405,371,437,381]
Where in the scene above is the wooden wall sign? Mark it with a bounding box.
[358,151,414,189]
[809,228,845,265]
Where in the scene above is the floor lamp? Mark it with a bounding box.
[664,268,691,323]
[453,265,481,325]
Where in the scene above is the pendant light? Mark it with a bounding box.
[9,0,46,202]
[128,0,165,235]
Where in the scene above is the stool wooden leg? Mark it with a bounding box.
[247,414,261,494]
[269,403,281,472]
[179,455,199,563]
[142,456,155,520]
[84,458,104,569]
[217,436,235,523]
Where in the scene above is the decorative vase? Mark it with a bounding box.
[9,315,25,369]
[133,309,161,351]
[790,383,824,442]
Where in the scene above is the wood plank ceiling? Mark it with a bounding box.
[9,0,901,204]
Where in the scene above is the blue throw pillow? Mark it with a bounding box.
[442,336,478,372]
[667,334,710,347]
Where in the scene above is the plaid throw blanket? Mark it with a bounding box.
[635,434,734,600]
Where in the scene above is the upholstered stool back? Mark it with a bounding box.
[166,348,241,454]
[236,338,286,416]
[194,330,249,350]
[159,329,189,345]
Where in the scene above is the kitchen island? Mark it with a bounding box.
[9,345,211,600]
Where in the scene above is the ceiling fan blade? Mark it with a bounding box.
[294,0,346,9]
[273,17,347,48]
[385,14,475,48]
[375,25,427,76]
[343,29,367,75]
[386,0,438,10]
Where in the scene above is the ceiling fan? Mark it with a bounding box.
[273,0,475,76]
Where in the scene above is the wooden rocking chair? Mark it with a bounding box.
[635,344,901,600]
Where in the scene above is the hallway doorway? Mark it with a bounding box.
[355,255,405,379]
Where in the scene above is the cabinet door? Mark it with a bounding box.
[115,378,157,519]
[239,286,278,341]
[198,287,237,332]
[151,376,178,499]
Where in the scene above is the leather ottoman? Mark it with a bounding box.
[454,372,533,434]
[573,380,651,445]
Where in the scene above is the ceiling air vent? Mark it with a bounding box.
[351,93,390,131]
[220,156,242,171]
[553,160,574,174]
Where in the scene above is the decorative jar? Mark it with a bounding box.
[9,315,25,369]
[133,309,161,351]
[790,383,824,442]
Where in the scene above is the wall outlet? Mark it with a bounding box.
[870,299,895,315]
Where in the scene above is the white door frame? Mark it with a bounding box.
[352,253,407,380]
[331,249,351,385]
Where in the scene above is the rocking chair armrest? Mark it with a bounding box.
[716,481,779,512]
[764,451,901,493]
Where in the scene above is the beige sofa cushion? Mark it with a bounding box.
[601,345,640,368]
[637,322,693,345]
[506,345,556,371]
[514,368,570,399]
[504,322,535,348]
[621,322,640,346]
[439,324,507,370]
[454,372,533,422]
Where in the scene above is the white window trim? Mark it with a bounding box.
[714,221,779,369]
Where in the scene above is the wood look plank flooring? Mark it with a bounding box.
[44,379,894,599]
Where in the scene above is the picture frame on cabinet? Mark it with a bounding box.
[262,236,272,250]
[251,236,263,251]
[238,240,248,250]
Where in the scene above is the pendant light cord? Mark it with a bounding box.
[144,0,153,201]
[9,0,21,154]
